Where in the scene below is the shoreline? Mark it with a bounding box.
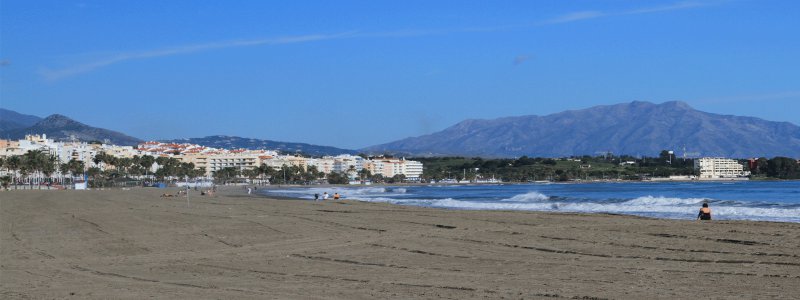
[255,183,800,225]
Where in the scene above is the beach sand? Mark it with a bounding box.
[1,187,798,299]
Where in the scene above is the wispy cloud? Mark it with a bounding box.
[41,1,722,81]
[545,11,608,24]
[40,32,355,81]
[544,1,717,24]
[513,55,531,66]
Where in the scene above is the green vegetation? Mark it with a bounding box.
[413,153,799,182]
[1,150,796,189]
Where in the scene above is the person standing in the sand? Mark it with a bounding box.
[697,203,712,220]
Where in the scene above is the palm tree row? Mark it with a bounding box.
[214,163,335,185]
[0,150,206,189]
[1,150,65,189]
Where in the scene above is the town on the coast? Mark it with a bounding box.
[1,134,798,189]
[0,134,422,188]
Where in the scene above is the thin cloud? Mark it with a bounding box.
[544,1,718,24]
[41,27,521,81]
[41,1,723,80]
[40,32,355,81]
[513,55,531,66]
[545,11,607,24]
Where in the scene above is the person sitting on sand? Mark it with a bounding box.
[160,193,173,197]
[697,203,712,220]
[333,193,340,200]
[323,192,329,200]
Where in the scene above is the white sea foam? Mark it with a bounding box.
[377,197,800,223]
[266,186,800,223]
[624,195,708,206]
[502,191,550,202]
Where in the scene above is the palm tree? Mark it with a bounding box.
[0,175,10,191]
[40,154,58,185]
[23,150,53,186]
[87,167,102,187]
[3,156,21,189]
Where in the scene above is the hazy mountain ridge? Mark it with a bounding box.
[0,113,143,146]
[0,108,43,131]
[364,101,800,158]
[0,109,357,156]
[161,135,357,156]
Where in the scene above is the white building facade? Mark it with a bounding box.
[694,157,750,179]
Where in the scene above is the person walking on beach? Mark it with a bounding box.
[697,203,712,220]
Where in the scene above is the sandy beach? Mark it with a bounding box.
[1,187,798,299]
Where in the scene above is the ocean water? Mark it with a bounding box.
[261,181,800,223]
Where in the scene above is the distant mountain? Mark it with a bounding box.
[0,108,42,131]
[162,135,357,157]
[1,112,143,146]
[363,101,800,158]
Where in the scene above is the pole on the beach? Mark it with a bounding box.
[186,187,190,208]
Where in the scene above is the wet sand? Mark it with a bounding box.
[2,187,799,299]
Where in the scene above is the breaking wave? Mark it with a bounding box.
[502,191,550,202]
[263,182,800,223]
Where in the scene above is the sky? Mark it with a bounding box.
[1,0,799,149]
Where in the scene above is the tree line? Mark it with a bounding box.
[414,153,799,182]
[0,150,410,189]
[0,151,204,189]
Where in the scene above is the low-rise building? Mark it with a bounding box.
[694,157,750,180]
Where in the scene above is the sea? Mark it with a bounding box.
[261,181,800,223]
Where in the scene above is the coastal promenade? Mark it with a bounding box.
[2,187,799,299]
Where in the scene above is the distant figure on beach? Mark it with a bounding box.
[314,193,319,201]
[323,192,329,200]
[333,193,340,200]
[697,203,712,220]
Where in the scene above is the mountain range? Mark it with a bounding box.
[363,101,800,158]
[0,108,43,131]
[161,136,357,157]
[0,109,142,146]
[3,102,799,158]
[0,109,355,156]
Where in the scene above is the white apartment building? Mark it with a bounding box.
[402,160,424,180]
[306,157,335,173]
[694,157,750,179]
[1,135,425,181]
[206,153,260,175]
[332,155,364,173]
[364,157,423,180]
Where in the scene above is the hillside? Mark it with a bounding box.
[1,113,143,146]
[0,108,43,132]
[364,101,800,158]
[162,135,357,157]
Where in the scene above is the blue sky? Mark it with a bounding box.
[1,0,798,149]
